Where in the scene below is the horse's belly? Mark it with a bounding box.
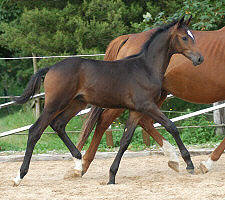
[163,65,225,104]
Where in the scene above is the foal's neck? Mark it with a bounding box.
[144,30,173,81]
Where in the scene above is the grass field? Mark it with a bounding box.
[0,105,145,153]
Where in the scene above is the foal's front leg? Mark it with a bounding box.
[108,111,142,184]
[141,103,194,174]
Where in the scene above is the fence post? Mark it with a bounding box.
[213,101,225,136]
[32,53,41,119]
[105,126,114,147]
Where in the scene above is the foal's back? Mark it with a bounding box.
[44,56,149,109]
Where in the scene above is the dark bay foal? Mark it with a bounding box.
[13,16,203,186]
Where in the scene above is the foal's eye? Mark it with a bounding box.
[182,36,188,41]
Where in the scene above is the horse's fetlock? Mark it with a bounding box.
[20,169,28,179]
[110,166,117,175]
[76,152,82,160]
[181,150,190,159]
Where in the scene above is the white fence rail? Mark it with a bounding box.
[0,93,45,109]
[154,102,225,128]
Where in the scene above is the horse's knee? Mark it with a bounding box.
[28,127,41,143]
[50,119,66,133]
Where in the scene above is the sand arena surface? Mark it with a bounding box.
[0,154,225,200]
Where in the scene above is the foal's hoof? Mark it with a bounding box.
[199,162,209,174]
[13,181,20,187]
[107,181,115,185]
[63,168,82,180]
[168,161,179,172]
[12,179,21,187]
[186,168,195,174]
[12,173,22,187]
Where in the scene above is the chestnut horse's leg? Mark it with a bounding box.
[108,111,142,184]
[50,99,87,177]
[81,108,125,174]
[200,137,225,173]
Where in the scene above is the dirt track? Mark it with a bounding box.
[0,154,225,200]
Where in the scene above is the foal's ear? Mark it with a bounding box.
[185,15,192,26]
[177,15,185,28]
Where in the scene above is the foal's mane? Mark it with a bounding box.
[125,19,179,59]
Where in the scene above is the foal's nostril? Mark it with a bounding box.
[198,55,204,64]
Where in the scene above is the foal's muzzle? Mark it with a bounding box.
[189,52,204,66]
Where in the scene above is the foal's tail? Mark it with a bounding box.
[13,67,50,104]
[104,34,130,61]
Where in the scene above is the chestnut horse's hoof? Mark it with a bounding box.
[63,168,82,180]
[168,161,179,172]
[199,162,209,174]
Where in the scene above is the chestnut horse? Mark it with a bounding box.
[13,17,203,186]
[77,26,225,175]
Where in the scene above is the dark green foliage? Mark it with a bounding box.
[137,0,224,31]
[0,0,145,93]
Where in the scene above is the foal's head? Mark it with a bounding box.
[170,16,204,66]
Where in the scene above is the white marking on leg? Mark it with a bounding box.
[162,139,179,163]
[13,170,22,186]
[73,158,83,171]
[201,157,215,171]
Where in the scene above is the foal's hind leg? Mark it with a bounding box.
[50,99,87,178]
[13,107,60,186]
[108,111,142,184]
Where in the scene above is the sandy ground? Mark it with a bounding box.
[0,154,225,200]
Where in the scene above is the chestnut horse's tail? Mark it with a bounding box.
[78,106,104,149]
[104,34,130,61]
[81,35,130,139]
[13,67,50,104]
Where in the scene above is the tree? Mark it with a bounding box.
[135,0,225,31]
[0,0,145,90]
